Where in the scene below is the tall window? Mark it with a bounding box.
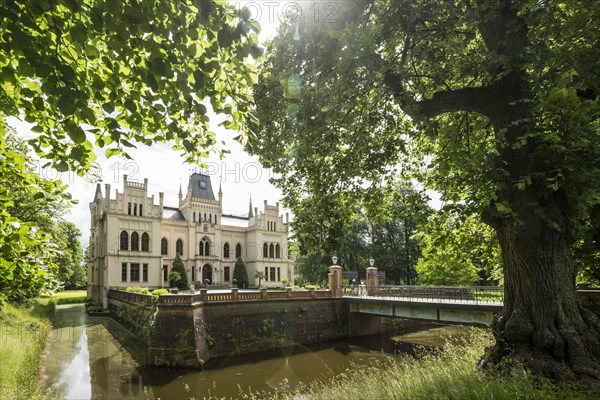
[142,263,148,282]
[141,232,149,251]
[263,243,268,258]
[176,239,183,256]
[133,203,137,216]
[275,244,281,259]
[209,214,212,223]
[200,238,210,256]
[224,266,230,282]
[161,238,168,255]
[128,202,131,215]
[277,267,281,282]
[120,231,128,250]
[235,243,242,259]
[121,263,127,281]
[265,266,269,281]
[131,232,139,251]
[223,243,230,258]
[269,243,274,258]
[163,265,168,282]
[139,204,143,216]
[269,267,276,282]
[193,212,196,222]
[273,222,276,231]
[130,263,140,282]
[192,266,195,282]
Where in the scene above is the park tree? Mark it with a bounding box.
[414,209,501,286]
[0,1,259,301]
[251,1,600,380]
[233,257,249,288]
[254,270,265,287]
[170,253,188,290]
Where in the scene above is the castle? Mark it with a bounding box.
[87,173,294,307]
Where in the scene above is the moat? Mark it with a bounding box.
[44,304,473,399]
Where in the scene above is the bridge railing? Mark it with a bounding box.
[343,285,504,305]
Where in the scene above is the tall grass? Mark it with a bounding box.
[255,328,596,400]
[0,299,54,399]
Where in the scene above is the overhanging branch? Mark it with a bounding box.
[384,69,498,120]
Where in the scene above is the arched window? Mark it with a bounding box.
[141,232,149,251]
[131,232,139,251]
[209,214,212,223]
[263,243,268,258]
[120,231,128,250]
[176,239,183,256]
[276,244,281,258]
[224,243,230,258]
[269,243,274,258]
[161,238,168,255]
[204,213,207,221]
[235,243,242,259]
[200,238,210,256]
[193,212,196,222]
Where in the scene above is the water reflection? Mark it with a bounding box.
[44,305,472,399]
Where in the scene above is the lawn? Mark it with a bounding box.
[51,290,88,304]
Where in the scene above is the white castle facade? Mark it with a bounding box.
[88,173,294,307]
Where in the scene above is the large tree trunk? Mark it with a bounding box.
[481,196,600,381]
[477,68,600,380]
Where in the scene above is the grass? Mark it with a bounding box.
[0,299,55,399]
[49,289,88,304]
[242,328,597,400]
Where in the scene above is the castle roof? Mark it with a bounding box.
[163,206,185,220]
[189,173,215,200]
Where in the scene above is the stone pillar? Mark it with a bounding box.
[232,288,239,301]
[261,288,268,299]
[328,265,343,298]
[366,267,378,286]
[200,289,208,303]
[366,267,378,296]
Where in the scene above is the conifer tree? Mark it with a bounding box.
[171,253,188,290]
[233,257,249,289]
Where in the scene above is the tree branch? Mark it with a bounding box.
[415,86,490,118]
[384,69,490,119]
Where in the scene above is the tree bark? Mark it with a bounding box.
[480,185,600,380]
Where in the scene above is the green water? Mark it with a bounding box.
[44,304,470,399]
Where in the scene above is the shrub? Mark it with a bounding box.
[233,257,249,288]
[151,289,169,296]
[171,254,189,289]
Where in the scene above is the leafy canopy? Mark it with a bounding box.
[1,0,261,174]
[250,0,600,268]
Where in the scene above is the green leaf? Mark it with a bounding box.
[85,44,100,59]
[58,95,77,115]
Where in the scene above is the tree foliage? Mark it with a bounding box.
[251,0,600,380]
[170,253,188,290]
[233,257,248,288]
[0,0,260,174]
[0,123,63,306]
[415,209,501,286]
